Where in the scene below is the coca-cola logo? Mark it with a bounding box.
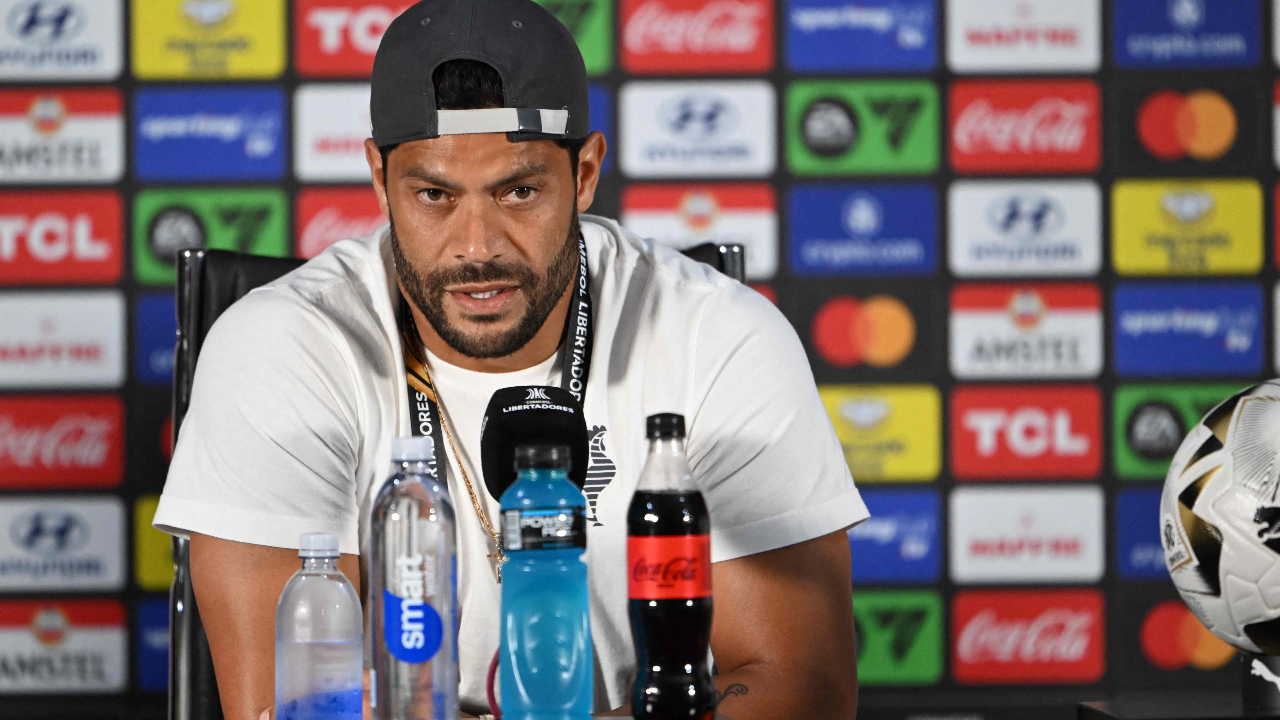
[298,205,386,259]
[0,397,123,488]
[0,414,112,470]
[631,556,701,585]
[621,0,772,72]
[958,608,1093,664]
[952,590,1104,683]
[953,98,1091,156]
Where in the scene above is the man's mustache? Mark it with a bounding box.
[425,261,539,293]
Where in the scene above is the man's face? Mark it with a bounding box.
[371,134,583,359]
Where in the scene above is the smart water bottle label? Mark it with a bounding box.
[382,588,443,664]
[502,507,586,551]
[628,534,713,600]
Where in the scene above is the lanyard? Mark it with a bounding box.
[399,235,594,486]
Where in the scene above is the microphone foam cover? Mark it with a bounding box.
[480,385,588,500]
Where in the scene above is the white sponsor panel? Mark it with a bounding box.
[620,80,775,178]
[950,485,1104,584]
[0,495,123,591]
[621,185,777,279]
[0,290,124,388]
[949,180,1101,277]
[950,285,1103,379]
[947,0,1101,72]
[0,89,124,184]
[0,601,126,692]
[0,0,122,80]
[294,83,372,181]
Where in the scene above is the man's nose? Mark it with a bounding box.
[451,197,509,264]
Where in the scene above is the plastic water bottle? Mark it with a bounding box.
[370,436,458,720]
[499,444,592,720]
[275,533,363,720]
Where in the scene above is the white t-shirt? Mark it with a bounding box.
[154,215,868,714]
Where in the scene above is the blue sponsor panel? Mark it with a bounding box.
[1116,487,1167,580]
[847,488,940,583]
[589,84,612,174]
[134,87,285,181]
[788,184,936,276]
[1113,283,1262,378]
[1113,0,1259,69]
[786,0,936,72]
[135,293,176,385]
[136,598,168,693]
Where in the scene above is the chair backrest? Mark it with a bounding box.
[168,242,745,720]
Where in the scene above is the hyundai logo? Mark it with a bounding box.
[10,510,88,556]
[659,94,737,141]
[986,194,1066,242]
[5,1,84,45]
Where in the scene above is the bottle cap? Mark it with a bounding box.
[646,413,686,440]
[514,444,572,471]
[392,436,435,462]
[298,533,340,559]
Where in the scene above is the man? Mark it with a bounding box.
[154,1,868,718]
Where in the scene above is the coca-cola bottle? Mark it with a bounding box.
[627,413,715,720]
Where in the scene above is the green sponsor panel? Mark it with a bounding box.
[786,80,939,176]
[1114,383,1248,480]
[133,188,289,285]
[852,590,942,686]
[535,0,612,75]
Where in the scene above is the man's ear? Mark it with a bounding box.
[574,131,607,214]
[365,138,390,218]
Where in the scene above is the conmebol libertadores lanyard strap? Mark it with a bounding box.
[399,235,594,472]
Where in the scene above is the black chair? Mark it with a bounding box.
[168,241,745,720]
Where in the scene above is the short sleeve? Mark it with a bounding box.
[686,284,868,563]
[153,287,364,554]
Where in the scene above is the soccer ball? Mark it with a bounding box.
[1161,379,1280,654]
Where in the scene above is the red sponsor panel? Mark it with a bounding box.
[295,187,387,259]
[620,0,774,74]
[0,87,122,116]
[0,395,124,489]
[0,599,124,628]
[949,80,1100,174]
[294,1,408,77]
[0,192,122,285]
[953,589,1105,685]
[950,385,1101,479]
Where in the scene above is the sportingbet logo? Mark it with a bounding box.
[0,191,121,284]
[621,0,773,74]
[0,395,123,489]
[294,1,406,77]
[953,589,1104,684]
[949,80,1100,174]
[951,385,1100,479]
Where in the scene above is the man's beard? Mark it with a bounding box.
[391,210,580,359]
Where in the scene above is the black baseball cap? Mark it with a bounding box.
[370,0,590,147]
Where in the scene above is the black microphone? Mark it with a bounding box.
[480,386,589,500]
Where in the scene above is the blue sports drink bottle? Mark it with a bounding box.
[499,443,593,720]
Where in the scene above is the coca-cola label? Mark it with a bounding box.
[295,187,386,259]
[621,0,774,74]
[0,396,122,489]
[0,190,122,284]
[949,80,1100,174]
[952,589,1105,684]
[503,507,586,552]
[628,534,712,599]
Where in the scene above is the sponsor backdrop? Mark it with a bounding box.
[0,0,1277,717]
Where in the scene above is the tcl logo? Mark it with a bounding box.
[294,2,409,77]
[953,590,1104,684]
[949,80,1100,174]
[0,395,123,489]
[951,385,1100,479]
[621,0,774,74]
[0,191,121,284]
[295,188,386,259]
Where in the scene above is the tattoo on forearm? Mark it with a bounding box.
[713,683,748,707]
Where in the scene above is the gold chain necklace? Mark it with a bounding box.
[419,357,508,583]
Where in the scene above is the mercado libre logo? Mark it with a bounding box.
[1112,81,1258,173]
[786,79,939,176]
[133,188,288,285]
[852,590,943,686]
[819,384,940,482]
[131,0,286,80]
[1112,179,1262,276]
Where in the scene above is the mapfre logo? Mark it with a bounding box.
[620,0,774,74]
[950,385,1100,479]
[953,589,1105,684]
[0,191,121,284]
[947,0,1101,72]
[0,395,122,489]
[0,290,124,389]
[950,486,1104,584]
[949,80,1100,174]
[294,83,371,181]
[295,187,385,259]
[294,1,407,77]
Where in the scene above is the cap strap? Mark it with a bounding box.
[436,108,569,136]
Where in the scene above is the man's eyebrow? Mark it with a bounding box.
[487,162,552,192]
[401,166,463,192]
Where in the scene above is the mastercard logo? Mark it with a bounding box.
[811,295,915,369]
[1136,89,1237,162]
[1140,600,1233,671]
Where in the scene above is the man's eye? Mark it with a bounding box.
[420,189,447,202]
[510,186,535,200]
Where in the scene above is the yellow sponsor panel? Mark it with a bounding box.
[1112,179,1262,275]
[132,0,286,79]
[135,495,174,591]
[820,384,940,482]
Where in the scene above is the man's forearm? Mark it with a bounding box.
[711,661,857,720]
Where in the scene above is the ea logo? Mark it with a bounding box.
[811,295,915,369]
[1137,90,1236,161]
